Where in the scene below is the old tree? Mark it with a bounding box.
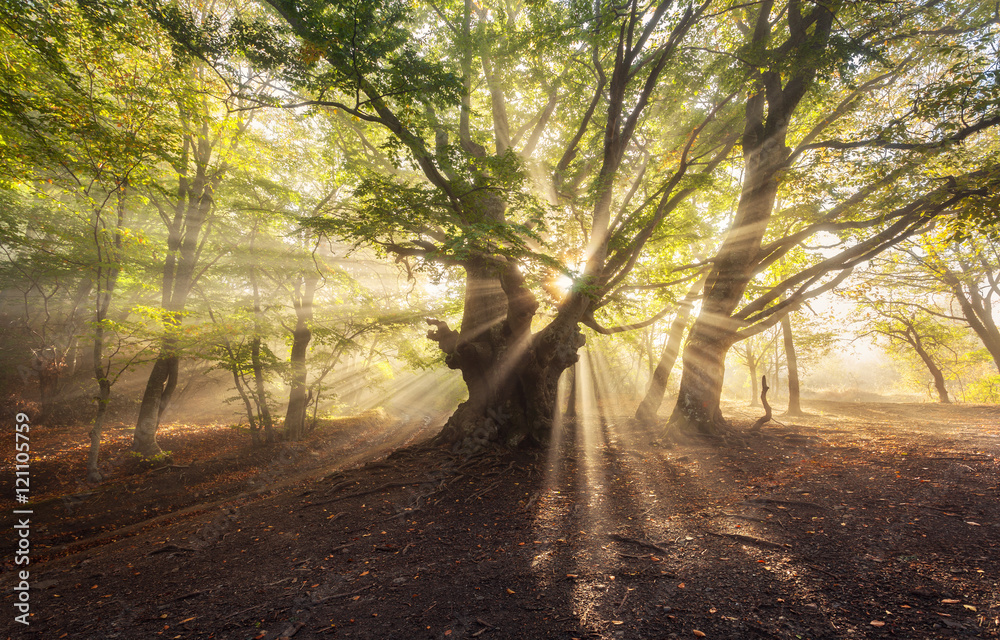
[156,0,1000,450]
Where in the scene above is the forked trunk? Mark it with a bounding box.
[667,0,834,436]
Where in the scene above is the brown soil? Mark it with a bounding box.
[2,400,999,639]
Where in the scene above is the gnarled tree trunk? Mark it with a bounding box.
[429,258,584,453]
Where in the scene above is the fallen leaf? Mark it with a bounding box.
[870,621,885,627]
[360,571,369,576]
[941,599,960,604]
[179,617,196,624]
[612,621,624,625]
[506,588,515,594]
[965,521,981,526]
[693,630,706,637]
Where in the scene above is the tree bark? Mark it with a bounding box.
[250,336,275,443]
[906,328,950,403]
[781,314,803,415]
[667,326,733,435]
[133,351,173,456]
[88,321,110,482]
[747,344,759,406]
[429,257,584,453]
[132,125,223,455]
[667,0,836,437]
[634,278,701,424]
[283,274,317,440]
[750,375,771,431]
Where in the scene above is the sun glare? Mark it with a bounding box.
[555,274,574,294]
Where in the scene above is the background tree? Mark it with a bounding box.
[0,0,176,478]
[667,0,1000,435]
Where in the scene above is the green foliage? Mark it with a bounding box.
[968,375,1000,404]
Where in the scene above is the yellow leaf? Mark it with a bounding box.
[506,588,515,594]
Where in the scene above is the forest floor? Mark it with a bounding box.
[2,400,1000,640]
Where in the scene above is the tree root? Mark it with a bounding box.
[741,497,828,511]
[706,531,787,550]
[607,533,671,555]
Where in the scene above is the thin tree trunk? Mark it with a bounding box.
[233,367,261,444]
[250,267,275,444]
[781,314,803,415]
[907,329,950,403]
[750,375,771,431]
[564,363,578,419]
[88,323,111,482]
[634,278,701,423]
[284,274,317,440]
[250,336,274,442]
[748,347,759,406]
[133,127,221,454]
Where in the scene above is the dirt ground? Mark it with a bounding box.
[2,400,999,639]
